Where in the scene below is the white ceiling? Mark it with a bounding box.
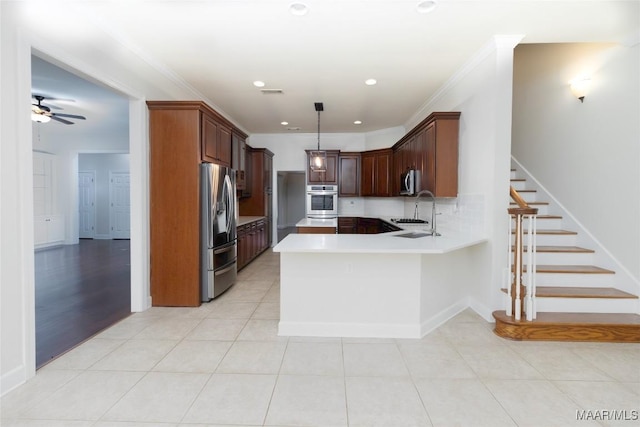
[30,0,639,135]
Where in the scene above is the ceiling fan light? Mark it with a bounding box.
[31,113,51,123]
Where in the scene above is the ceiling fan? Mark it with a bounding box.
[31,95,86,125]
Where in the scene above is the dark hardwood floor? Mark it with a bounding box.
[35,239,131,368]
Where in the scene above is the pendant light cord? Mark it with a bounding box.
[317,110,321,150]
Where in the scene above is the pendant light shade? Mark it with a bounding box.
[309,102,327,173]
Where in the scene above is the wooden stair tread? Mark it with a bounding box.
[510,214,562,220]
[510,201,549,206]
[537,286,637,298]
[493,310,640,342]
[512,229,577,235]
[510,178,525,181]
[512,245,594,253]
[494,310,640,326]
[500,286,637,299]
[531,265,615,274]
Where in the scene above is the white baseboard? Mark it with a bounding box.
[419,299,470,336]
[1,364,27,397]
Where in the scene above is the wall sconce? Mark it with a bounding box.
[570,77,591,103]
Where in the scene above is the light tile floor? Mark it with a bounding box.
[2,249,639,427]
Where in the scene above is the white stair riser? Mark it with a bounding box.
[518,192,540,203]
[510,171,518,179]
[515,234,577,246]
[535,297,639,314]
[511,217,563,229]
[532,272,616,287]
[522,252,595,265]
[510,180,527,191]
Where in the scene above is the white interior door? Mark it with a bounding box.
[78,171,96,238]
[110,172,131,239]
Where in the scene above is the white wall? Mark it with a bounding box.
[79,153,130,237]
[512,42,640,282]
[406,36,523,318]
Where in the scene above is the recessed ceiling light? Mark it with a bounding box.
[416,1,437,14]
[281,121,289,126]
[354,120,363,125]
[289,2,309,16]
[365,79,377,86]
[253,81,265,87]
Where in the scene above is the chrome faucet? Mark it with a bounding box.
[414,190,440,236]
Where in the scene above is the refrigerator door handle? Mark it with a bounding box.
[204,165,215,248]
[223,173,234,239]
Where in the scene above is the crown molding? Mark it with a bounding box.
[405,34,524,130]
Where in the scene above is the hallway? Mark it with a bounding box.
[35,239,131,368]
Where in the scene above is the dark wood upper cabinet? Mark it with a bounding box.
[306,150,339,185]
[338,152,360,197]
[361,148,393,197]
[232,130,249,193]
[393,112,460,197]
[201,112,232,166]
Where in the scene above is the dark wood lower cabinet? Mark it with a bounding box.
[338,217,357,234]
[237,218,269,271]
[338,217,401,234]
[297,226,336,234]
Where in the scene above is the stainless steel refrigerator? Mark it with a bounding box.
[200,163,238,301]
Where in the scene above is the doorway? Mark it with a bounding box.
[32,56,133,368]
[110,171,131,239]
[78,171,96,238]
[277,171,306,241]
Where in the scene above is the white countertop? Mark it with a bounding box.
[238,216,265,226]
[275,223,486,254]
[295,218,338,228]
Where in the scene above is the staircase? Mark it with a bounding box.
[493,168,640,342]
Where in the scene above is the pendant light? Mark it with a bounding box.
[309,102,327,173]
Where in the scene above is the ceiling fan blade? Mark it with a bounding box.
[53,113,86,120]
[50,115,74,125]
[32,93,75,103]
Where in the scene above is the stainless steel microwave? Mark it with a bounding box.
[400,169,420,196]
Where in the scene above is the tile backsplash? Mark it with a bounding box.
[337,194,485,235]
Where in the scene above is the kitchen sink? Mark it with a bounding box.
[394,231,434,239]
[390,218,429,224]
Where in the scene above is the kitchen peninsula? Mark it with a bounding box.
[273,222,487,339]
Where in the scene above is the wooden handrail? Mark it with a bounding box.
[510,186,528,209]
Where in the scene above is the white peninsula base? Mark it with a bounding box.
[274,232,487,339]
